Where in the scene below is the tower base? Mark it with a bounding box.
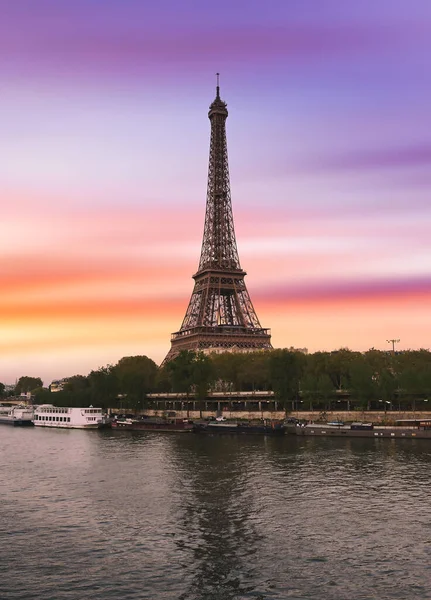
[162,325,272,366]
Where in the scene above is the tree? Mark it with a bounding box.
[114,355,158,411]
[326,349,360,390]
[63,375,90,393]
[15,376,43,395]
[155,365,173,392]
[56,375,91,407]
[192,352,215,417]
[32,387,53,405]
[301,352,334,410]
[300,372,333,411]
[349,359,379,410]
[378,368,397,411]
[166,351,197,394]
[0,382,5,398]
[237,351,270,391]
[88,365,118,409]
[269,349,306,411]
[210,352,245,391]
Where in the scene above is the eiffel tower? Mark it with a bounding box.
[163,77,272,364]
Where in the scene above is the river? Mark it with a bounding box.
[1,427,430,599]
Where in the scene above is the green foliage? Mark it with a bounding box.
[348,358,379,408]
[378,368,397,405]
[63,375,90,393]
[300,372,333,410]
[88,365,118,409]
[166,351,197,394]
[326,349,361,390]
[33,387,54,404]
[210,351,270,391]
[11,348,431,412]
[15,376,43,395]
[0,382,5,398]
[210,352,244,390]
[155,366,172,392]
[192,352,215,400]
[114,355,158,410]
[269,349,306,409]
[237,351,271,391]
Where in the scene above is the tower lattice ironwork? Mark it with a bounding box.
[163,80,272,364]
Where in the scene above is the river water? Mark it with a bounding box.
[1,427,430,600]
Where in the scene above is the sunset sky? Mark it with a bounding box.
[2,1,431,385]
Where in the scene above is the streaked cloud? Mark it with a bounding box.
[305,144,431,173]
[1,0,430,383]
[2,7,429,79]
[258,276,431,304]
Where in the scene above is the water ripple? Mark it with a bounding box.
[0,429,430,599]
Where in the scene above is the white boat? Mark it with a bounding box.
[0,405,34,427]
[33,404,103,429]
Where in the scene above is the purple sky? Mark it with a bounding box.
[1,0,431,384]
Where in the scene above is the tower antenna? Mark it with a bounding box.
[216,72,220,97]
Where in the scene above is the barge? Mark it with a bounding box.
[193,418,286,436]
[285,419,431,439]
[111,416,194,432]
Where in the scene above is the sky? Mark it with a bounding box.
[1,0,431,385]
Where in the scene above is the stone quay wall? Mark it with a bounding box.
[118,408,431,425]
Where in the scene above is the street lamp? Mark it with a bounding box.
[386,339,400,353]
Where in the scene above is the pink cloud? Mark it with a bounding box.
[256,276,431,305]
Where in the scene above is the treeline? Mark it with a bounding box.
[3,348,431,412]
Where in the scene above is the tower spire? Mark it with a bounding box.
[162,84,271,365]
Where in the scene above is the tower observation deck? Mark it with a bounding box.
[163,79,272,364]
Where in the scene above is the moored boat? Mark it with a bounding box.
[193,418,286,435]
[111,416,194,432]
[33,404,104,429]
[0,405,34,426]
[285,419,431,439]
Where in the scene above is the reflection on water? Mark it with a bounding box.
[173,437,265,600]
[0,428,430,599]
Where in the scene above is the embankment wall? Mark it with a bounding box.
[115,408,431,424]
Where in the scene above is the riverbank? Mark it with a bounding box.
[110,408,431,425]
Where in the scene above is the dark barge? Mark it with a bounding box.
[193,418,286,436]
[111,416,193,432]
[285,419,431,439]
